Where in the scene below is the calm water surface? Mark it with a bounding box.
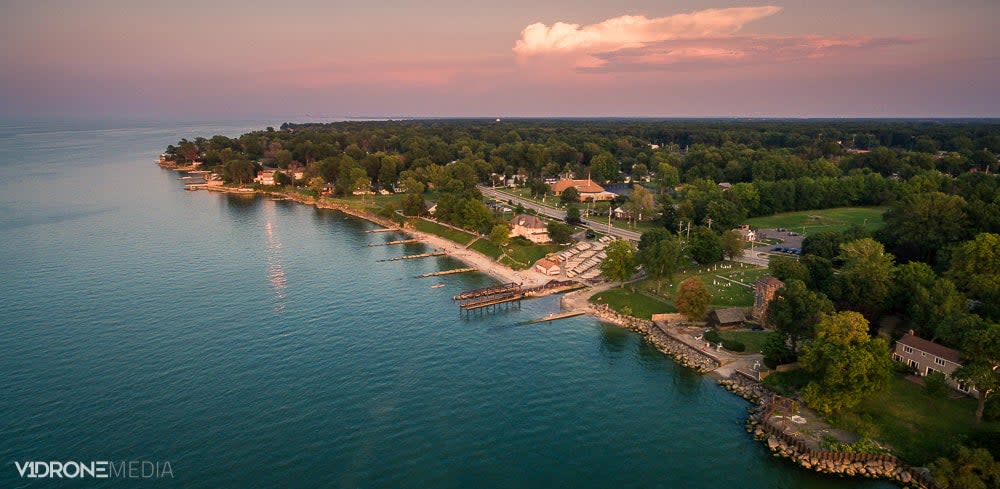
[0,120,894,488]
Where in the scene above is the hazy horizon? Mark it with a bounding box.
[3,1,998,119]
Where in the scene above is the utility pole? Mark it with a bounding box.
[706,217,713,230]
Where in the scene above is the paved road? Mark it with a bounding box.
[479,185,642,242]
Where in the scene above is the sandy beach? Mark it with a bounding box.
[405,227,552,288]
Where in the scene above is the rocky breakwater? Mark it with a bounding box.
[717,375,769,405]
[589,306,721,373]
[743,405,938,488]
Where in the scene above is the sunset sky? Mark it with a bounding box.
[2,0,998,118]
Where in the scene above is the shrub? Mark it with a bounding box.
[924,371,951,398]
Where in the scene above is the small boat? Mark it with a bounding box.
[431,284,445,289]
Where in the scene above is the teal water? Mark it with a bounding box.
[0,120,894,488]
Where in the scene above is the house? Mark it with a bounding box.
[752,276,784,324]
[255,170,277,186]
[612,206,629,219]
[549,178,617,202]
[734,224,757,242]
[707,307,746,329]
[509,214,550,244]
[292,171,305,181]
[322,182,336,195]
[893,331,977,396]
[718,182,733,191]
[534,257,561,276]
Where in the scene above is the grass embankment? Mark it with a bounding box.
[589,261,766,319]
[591,286,676,319]
[411,219,477,246]
[763,371,999,465]
[744,206,887,235]
[470,237,563,271]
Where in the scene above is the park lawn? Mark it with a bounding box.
[663,262,768,307]
[744,207,887,235]
[411,219,477,246]
[602,262,767,318]
[718,331,779,354]
[827,374,998,465]
[591,286,676,319]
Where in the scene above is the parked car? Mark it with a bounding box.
[585,230,597,239]
[788,231,799,236]
[771,246,782,252]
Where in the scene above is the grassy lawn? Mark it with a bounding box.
[828,374,997,465]
[591,286,676,319]
[590,261,766,320]
[744,206,887,235]
[410,219,477,246]
[470,237,563,271]
[718,330,778,354]
[469,238,502,259]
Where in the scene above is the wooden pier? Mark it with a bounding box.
[368,239,420,247]
[416,267,477,278]
[455,282,525,315]
[528,310,586,323]
[378,251,445,262]
[366,228,399,233]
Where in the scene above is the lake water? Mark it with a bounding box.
[0,120,894,488]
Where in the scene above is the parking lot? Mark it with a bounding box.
[751,228,805,258]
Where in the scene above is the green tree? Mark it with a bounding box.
[930,446,1000,489]
[222,159,256,185]
[769,255,810,284]
[880,191,967,263]
[590,152,619,183]
[801,254,834,293]
[546,221,574,244]
[560,186,580,204]
[627,184,655,223]
[274,171,292,186]
[565,205,581,224]
[308,176,325,194]
[675,277,713,320]
[768,279,834,353]
[401,193,426,216]
[655,162,680,192]
[799,311,892,415]
[600,239,637,285]
[688,227,722,265]
[953,326,1000,423]
[639,234,684,292]
[720,229,745,260]
[832,238,895,318]
[489,223,510,248]
[947,233,1000,321]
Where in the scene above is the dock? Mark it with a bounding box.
[455,282,525,315]
[368,239,420,247]
[377,251,445,262]
[416,267,477,278]
[366,228,399,233]
[528,311,586,323]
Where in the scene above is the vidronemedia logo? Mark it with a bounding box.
[14,460,173,479]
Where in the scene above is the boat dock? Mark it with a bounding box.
[377,251,446,262]
[454,282,525,315]
[417,267,477,278]
[368,239,420,247]
[366,228,399,233]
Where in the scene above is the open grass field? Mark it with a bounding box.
[765,370,1000,465]
[590,261,767,318]
[745,207,887,235]
[591,287,676,319]
[717,331,778,354]
[411,219,478,246]
[828,374,998,465]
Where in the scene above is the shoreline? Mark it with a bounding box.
[171,171,930,489]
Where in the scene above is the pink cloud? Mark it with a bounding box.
[513,6,782,69]
[582,36,919,72]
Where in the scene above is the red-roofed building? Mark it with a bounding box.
[534,257,561,276]
[549,178,617,202]
[893,330,977,396]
